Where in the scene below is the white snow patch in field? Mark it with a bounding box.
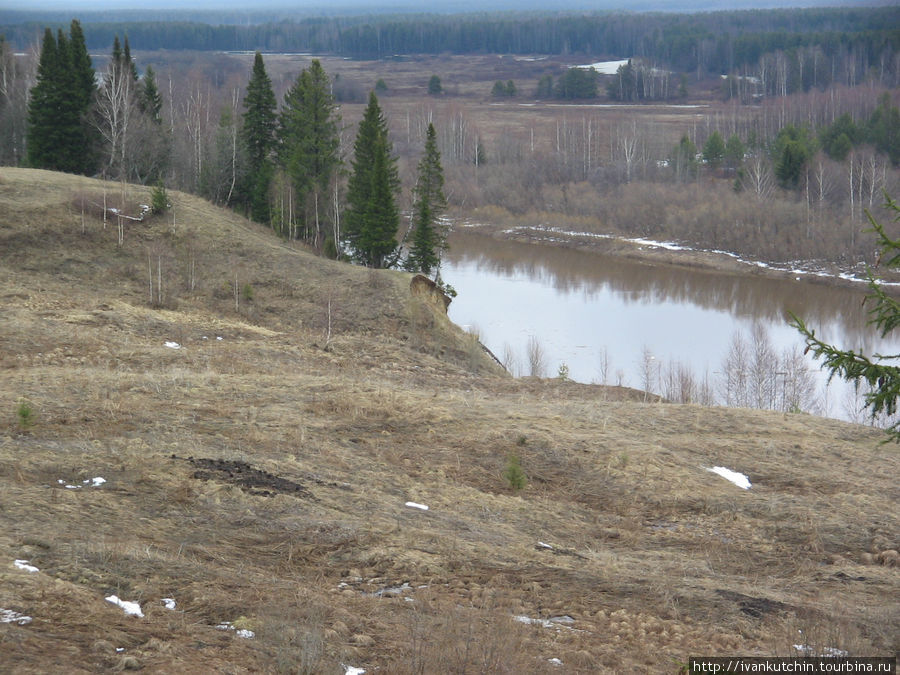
[707,466,751,490]
[405,501,429,511]
[58,477,106,489]
[793,644,849,657]
[574,59,628,74]
[162,598,176,610]
[164,341,181,349]
[216,621,254,638]
[344,666,366,675]
[537,541,553,549]
[515,615,555,628]
[216,336,223,341]
[105,595,144,618]
[14,560,39,573]
[549,658,564,666]
[0,608,32,625]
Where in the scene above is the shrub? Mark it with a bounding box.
[17,399,35,430]
[150,181,169,214]
[503,454,527,492]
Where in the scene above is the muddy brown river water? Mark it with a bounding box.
[442,229,900,422]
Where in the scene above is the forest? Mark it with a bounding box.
[1,6,899,271]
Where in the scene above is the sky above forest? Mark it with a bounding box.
[1,0,877,13]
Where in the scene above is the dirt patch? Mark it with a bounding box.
[179,456,314,499]
[716,589,794,619]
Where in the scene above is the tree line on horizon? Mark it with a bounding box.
[17,25,448,275]
[1,6,897,85]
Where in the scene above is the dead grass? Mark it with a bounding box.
[0,168,897,672]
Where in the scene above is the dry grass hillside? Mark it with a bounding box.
[0,168,897,673]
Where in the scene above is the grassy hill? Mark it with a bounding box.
[0,168,897,673]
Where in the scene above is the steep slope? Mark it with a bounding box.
[0,169,897,673]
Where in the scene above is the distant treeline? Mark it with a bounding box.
[2,7,899,74]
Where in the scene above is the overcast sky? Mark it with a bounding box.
[1,0,872,13]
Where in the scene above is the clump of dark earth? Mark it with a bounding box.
[176,456,314,499]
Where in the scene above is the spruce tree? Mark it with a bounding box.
[139,65,163,123]
[344,91,398,260]
[122,35,139,82]
[241,52,277,223]
[406,122,447,276]
[278,59,341,245]
[26,27,89,173]
[68,20,95,115]
[356,135,400,268]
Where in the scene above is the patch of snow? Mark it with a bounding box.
[58,477,105,489]
[202,336,208,340]
[549,615,575,624]
[793,644,849,657]
[484,223,900,287]
[216,621,253,638]
[549,658,564,666]
[0,609,32,625]
[216,336,223,341]
[405,501,429,511]
[344,666,366,675]
[105,595,144,618]
[537,541,553,549]
[707,466,751,490]
[162,598,176,610]
[573,59,628,74]
[164,341,181,349]
[514,615,555,628]
[116,647,125,652]
[372,582,412,597]
[14,560,39,573]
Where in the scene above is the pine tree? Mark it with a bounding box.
[278,59,341,245]
[122,35,139,82]
[26,27,89,173]
[139,65,162,123]
[68,20,95,115]
[406,122,447,276]
[241,52,277,223]
[356,135,400,268]
[344,91,398,261]
[702,131,725,170]
[793,195,900,441]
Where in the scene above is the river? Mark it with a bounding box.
[441,229,900,422]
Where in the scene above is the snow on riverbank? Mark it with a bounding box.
[482,223,899,287]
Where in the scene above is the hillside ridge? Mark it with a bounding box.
[0,168,897,672]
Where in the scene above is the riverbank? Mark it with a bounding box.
[451,218,900,291]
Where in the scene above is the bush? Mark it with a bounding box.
[150,181,169,214]
[503,454,527,492]
[17,399,35,430]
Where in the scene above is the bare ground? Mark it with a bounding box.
[0,168,897,673]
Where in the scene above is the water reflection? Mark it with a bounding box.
[442,230,900,420]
